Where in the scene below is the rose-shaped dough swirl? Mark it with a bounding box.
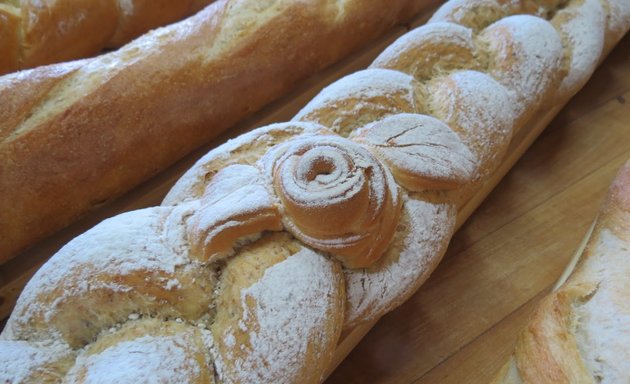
[262,134,402,269]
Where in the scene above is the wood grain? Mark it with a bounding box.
[326,34,630,384]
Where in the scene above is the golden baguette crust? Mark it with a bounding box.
[492,160,630,383]
[0,4,20,72]
[0,0,436,263]
[0,0,213,75]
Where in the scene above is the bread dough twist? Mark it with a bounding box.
[263,133,402,268]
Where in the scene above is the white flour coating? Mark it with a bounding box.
[57,9,88,35]
[196,165,276,218]
[267,135,388,210]
[293,68,418,133]
[427,0,546,28]
[0,340,71,383]
[480,15,563,122]
[282,146,370,207]
[295,69,415,109]
[429,0,494,26]
[553,0,606,98]
[214,248,338,383]
[116,0,135,17]
[4,206,192,339]
[574,229,630,384]
[164,122,323,205]
[25,1,44,28]
[261,134,400,258]
[373,21,475,69]
[199,163,269,206]
[428,70,514,168]
[345,196,455,326]
[66,330,212,383]
[191,164,280,260]
[354,113,477,190]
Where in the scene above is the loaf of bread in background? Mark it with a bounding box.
[492,159,630,384]
[0,0,214,75]
[0,0,435,263]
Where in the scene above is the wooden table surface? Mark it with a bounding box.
[327,34,630,384]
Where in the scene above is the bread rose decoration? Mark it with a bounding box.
[262,134,402,268]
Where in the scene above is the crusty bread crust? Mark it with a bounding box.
[0,0,213,75]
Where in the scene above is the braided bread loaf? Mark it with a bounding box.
[492,159,630,384]
[2,0,629,382]
[0,0,435,264]
[0,0,213,75]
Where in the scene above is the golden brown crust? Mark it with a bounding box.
[605,160,630,227]
[0,0,214,74]
[0,5,20,73]
[515,292,593,384]
[0,60,85,142]
[107,0,207,47]
[19,0,119,69]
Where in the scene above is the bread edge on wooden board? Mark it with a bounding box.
[492,159,630,384]
[0,0,439,264]
[0,0,214,75]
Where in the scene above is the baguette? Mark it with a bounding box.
[0,0,436,263]
[492,159,630,384]
[1,0,628,382]
[0,0,213,75]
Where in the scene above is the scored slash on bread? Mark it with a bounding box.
[1,0,629,382]
[492,160,630,384]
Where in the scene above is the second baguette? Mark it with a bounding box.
[0,0,214,75]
